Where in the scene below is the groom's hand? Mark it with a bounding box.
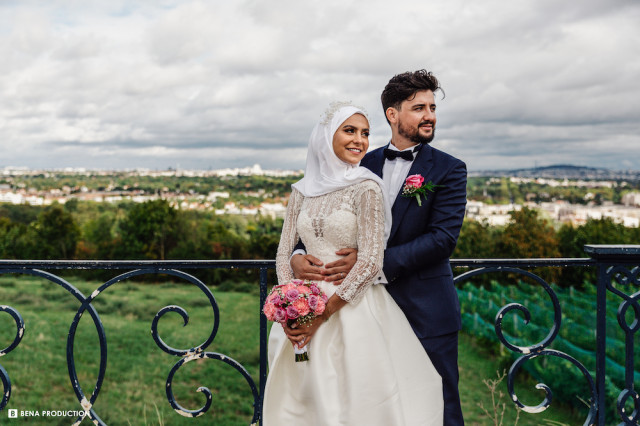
[290,254,325,281]
[323,248,358,285]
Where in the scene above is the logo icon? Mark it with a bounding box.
[8,409,18,418]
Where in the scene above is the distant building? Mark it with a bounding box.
[259,202,286,220]
[466,200,640,228]
[622,192,640,207]
[465,201,520,226]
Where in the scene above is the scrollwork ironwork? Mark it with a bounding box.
[0,304,24,411]
[0,265,261,425]
[454,265,597,425]
[602,264,640,424]
[165,349,259,420]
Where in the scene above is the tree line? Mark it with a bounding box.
[0,200,281,285]
[454,207,640,287]
[1,200,638,287]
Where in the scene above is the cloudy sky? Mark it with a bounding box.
[1,0,638,172]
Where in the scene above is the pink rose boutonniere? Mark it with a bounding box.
[401,174,443,207]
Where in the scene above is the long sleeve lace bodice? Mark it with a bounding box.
[275,180,385,304]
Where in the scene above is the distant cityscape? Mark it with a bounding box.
[470,164,640,181]
[0,164,301,220]
[1,164,303,178]
[2,164,640,227]
[467,166,640,227]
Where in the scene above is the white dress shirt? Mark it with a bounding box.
[373,142,418,284]
[382,143,418,207]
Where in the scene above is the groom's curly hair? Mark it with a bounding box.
[381,70,444,124]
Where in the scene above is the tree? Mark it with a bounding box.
[454,219,496,259]
[0,217,17,258]
[77,213,117,259]
[453,219,499,286]
[0,204,41,224]
[247,216,282,260]
[31,204,80,259]
[496,207,560,259]
[557,218,640,287]
[495,207,561,285]
[114,199,183,260]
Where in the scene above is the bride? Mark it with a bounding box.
[262,103,443,425]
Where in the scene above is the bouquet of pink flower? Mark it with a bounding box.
[263,279,328,361]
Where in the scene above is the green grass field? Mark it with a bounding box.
[0,275,585,425]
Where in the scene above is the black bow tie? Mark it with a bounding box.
[384,147,414,161]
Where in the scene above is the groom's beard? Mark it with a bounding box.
[398,119,436,145]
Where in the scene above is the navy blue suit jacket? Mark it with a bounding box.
[361,144,467,338]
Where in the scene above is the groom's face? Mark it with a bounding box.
[396,90,437,145]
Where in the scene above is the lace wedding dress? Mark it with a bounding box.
[263,180,444,425]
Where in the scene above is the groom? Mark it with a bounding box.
[291,70,467,425]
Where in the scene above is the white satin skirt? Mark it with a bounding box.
[263,282,444,426]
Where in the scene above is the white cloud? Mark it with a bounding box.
[0,0,638,172]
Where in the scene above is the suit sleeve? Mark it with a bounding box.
[293,240,306,253]
[383,160,467,282]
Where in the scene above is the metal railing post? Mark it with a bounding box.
[585,244,640,425]
[595,258,608,425]
[258,267,269,423]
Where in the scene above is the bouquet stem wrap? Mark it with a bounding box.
[294,344,309,362]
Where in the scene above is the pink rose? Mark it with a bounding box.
[321,293,329,303]
[290,279,305,285]
[280,284,295,294]
[267,292,284,306]
[308,294,319,310]
[314,299,326,316]
[274,307,287,323]
[293,298,311,316]
[309,284,321,295]
[267,292,280,304]
[285,288,300,302]
[286,305,300,319]
[297,285,311,295]
[263,303,276,321]
[405,174,424,189]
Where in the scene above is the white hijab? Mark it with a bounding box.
[292,103,392,244]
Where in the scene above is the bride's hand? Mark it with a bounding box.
[283,315,326,348]
[282,294,347,348]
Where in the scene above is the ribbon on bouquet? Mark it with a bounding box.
[294,343,309,362]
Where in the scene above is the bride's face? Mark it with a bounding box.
[332,113,369,165]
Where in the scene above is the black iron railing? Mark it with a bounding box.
[0,260,272,425]
[0,245,638,425]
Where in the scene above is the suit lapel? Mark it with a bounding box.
[388,145,434,242]
[366,145,386,178]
